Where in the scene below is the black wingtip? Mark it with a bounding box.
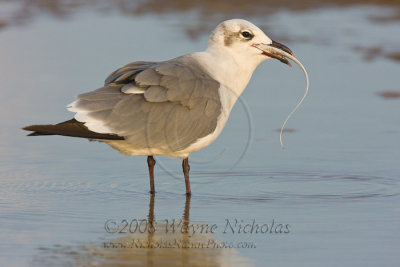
[26,131,51,136]
[22,125,51,136]
[22,119,124,140]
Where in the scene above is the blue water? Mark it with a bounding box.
[1,4,399,266]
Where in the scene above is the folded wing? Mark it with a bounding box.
[69,56,222,153]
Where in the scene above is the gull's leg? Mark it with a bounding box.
[147,156,156,194]
[182,157,191,196]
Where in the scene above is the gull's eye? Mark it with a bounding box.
[241,31,253,39]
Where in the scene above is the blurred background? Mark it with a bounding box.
[1,0,399,266]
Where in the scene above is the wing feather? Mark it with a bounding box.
[69,56,222,154]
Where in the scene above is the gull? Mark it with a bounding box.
[23,19,303,196]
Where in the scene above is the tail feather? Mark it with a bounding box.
[22,119,124,140]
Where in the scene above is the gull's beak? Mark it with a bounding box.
[270,40,293,56]
[255,40,294,67]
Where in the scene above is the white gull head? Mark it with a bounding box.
[209,19,273,67]
[192,19,293,100]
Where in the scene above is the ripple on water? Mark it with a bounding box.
[186,171,400,204]
[3,170,399,204]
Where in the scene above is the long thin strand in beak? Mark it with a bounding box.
[256,44,309,149]
[277,51,309,149]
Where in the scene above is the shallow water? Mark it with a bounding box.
[1,2,400,266]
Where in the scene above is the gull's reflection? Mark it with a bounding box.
[72,195,250,266]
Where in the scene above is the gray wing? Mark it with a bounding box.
[70,56,222,153]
